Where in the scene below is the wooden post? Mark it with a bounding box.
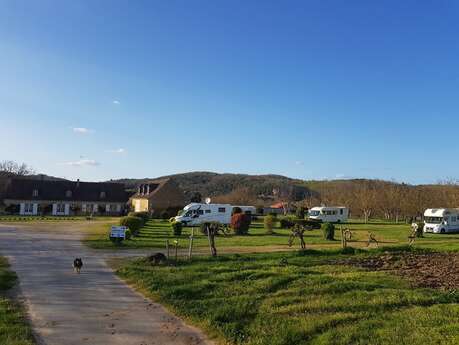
[206,224,213,255]
[188,228,194,260]
[341,226,346,249]
[166,239,169,259]
[174,241,178,263]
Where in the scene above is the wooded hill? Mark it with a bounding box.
[113,172,459,221]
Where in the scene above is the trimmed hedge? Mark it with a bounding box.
[128,211,150,224]
[231,213,251,235]
[264,215,275,234]
[415,222,424,238]
[322,222,335,240]
[171,222,183,236]
[120,216,143,235]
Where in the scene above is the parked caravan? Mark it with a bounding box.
[423,208,459,233]
[174,203,255,226]
[308,206,349,223]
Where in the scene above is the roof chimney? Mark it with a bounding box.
[146,184,150,194]
[76,179,80,188]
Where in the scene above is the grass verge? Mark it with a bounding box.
[0,257,35,345]
[117,250,459,345]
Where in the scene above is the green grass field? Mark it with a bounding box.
[117,249,459,345]
[85,218,459,252]
[0,257,35,345]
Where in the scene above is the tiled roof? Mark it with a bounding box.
[5,178,129,203]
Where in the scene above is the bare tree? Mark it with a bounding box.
[0,160,35,176]
[354,181,377,223]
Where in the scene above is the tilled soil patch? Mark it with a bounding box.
[341,252,459,291]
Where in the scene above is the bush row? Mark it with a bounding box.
[118,212,151,239]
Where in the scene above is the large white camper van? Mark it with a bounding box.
[174,203,256,226]
[308,206,349,223]
[423,208,459,233]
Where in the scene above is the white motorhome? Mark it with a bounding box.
[308,206,349,223]
[174,203,255,226]
[423,208,459,234]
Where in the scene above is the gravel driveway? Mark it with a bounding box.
[0,223,213,345]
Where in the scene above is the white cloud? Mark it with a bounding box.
[62,159,100,167]
[113,100,120,105]
[72,127,93,134]
[107,148,126,154]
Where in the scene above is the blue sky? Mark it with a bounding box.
[1,0,459,183]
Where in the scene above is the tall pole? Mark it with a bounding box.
[188,227,194,260]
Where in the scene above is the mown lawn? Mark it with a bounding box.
[117,249,459,345]
[0,257,35,345]
[85,218,459,252]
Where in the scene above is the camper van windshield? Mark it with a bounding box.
[425,216,443,224]
[310,210,320,216]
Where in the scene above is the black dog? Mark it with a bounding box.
[147,253,167,265]
[73,258,83,274]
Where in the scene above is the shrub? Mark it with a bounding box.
[415,222,424,238]
[42,204,53,215]
[268,212,278,218]
[160,210,169,220]
[256,206,264,215]
[128,211,149,224]
[171,221,183,236]
[231,213,251,235]
[125,229,132,240]
[5,204,19,214]
[296,206,306,219]
[120,216,143,235]
[166,207,182,217]
[322,222,335,240]
[264,215,275,234]
[279,217,295,229]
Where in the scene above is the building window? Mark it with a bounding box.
[25,203,34,213]
[109,204,116,212]
[57,204,65,213]
[218,207,226,213]
[198,210,204,215]
[32,189,38,197]
[66,190,72,198]
[100,191,106,199]
[340,209,344,215]
[205,209,211,213]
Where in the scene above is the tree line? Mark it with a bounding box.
[214,179,459,222]
[300,180,459,222]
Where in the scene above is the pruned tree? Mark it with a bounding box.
[202,222,228,256]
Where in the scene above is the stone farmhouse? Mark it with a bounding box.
[3,178,129,216]
[129,178,185,216]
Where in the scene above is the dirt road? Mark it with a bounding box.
[0,223,213,345]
